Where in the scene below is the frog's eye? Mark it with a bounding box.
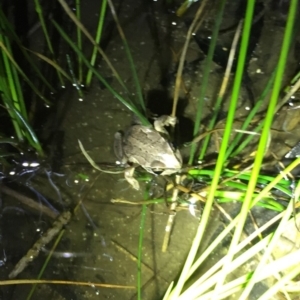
[150,161,166,169]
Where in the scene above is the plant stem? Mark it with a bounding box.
[86,0,108,87]
[107,0,145,113]
[238,1,298,296]
[215,0,297,296]
[137,194,148,300]
[197,0,233,162]
[34,0,64,86]
[52,20,150,126]
[75,0,83,83]
[172,0,208,121]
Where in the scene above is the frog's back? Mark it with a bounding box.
[123,125,181,169]
[124,124,163,150]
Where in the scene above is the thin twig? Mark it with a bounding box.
[162,175,181,252]
[9,211,71,278]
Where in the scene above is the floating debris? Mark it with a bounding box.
[9,211,71,279]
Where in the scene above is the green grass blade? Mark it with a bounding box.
[8,103,44,156]
[200,20,243,160]
[137,202,147,300]
[85,0,108,87]
[107,0,145,113]
[33,0,64,86]
[0,56,24,141]
[216,0,297,299]
[228,6,300,159]
[66,54,84,99]
[0,41,51,105]
[5,46,27,118]
[206,0,256,295]
[57,0,130,95]
[188,0,226,164]
[170,0,254,293]
[199,21,243,161]
[0,8,55,92]
[0,94,24,142]
[52,20,150,126]
[226,70,276,158]
[26,229,65,300]
[238,3,298,298]
[75,0,83,83]
[0,24,27,119]
[0,37,20,111]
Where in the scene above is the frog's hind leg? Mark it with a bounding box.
[124,166,140,190]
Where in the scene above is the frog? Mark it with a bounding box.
[114,115,182,190]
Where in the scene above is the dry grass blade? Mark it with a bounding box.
[162,175,181,252]
[78,140,123,174]
[25,48,72,81]
[0,279,135,289]
[218,20,243,97]
[0,41,50,104]
[171,0,209,118]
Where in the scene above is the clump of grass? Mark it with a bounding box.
[163,0,300,299]
[57,0,148,122]
[0,11,49,156]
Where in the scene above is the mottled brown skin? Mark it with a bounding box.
[114,116,182,189]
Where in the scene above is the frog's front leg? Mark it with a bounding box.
[114,132,128,165]
[154,115,177,134]
[124,166,140,190]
